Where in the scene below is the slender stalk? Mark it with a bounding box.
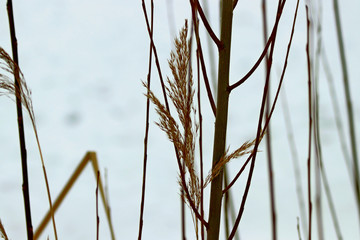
[207,0,233,239]
[96,171,100,240]
[201,0,218,98]
[321,50,352,180]
[223,170,230,239]
[332,0,360,221]
[281,88,308,236]
[197,50,205,240]
[6,2,33,239]
[261,1,277,239]
[138,0,154,238]
[305,6,313,240]
[193,0,223,50]
[313,5,324,240]
[314,13,343,237]
[190,0,217,116]
[223,169,239,240]
[228,1,299,238]
[224,0,298,195]
[317,53,344,240]
[228,0,286,92]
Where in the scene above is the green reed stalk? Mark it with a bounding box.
[207,0,233,239]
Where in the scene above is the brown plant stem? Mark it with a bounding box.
[223,0,299,196]
[228,1,300,238]
[228,0,280,235]
[141,0,169,110]
[201,0,218,97]
[6,1,33,239]
[196,50,205,240]
[223,170,230,239]
[96,171,100,240]
[228,0,286,92]
[190,0,217,116]
[223,169,239,240]
[193,0,223,50]
[305,6,313,240]
[138,0,154,238]
[207,0,233,239]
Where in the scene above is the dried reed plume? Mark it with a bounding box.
[0,46,58,239]
[144,20,201,228]
[204,130,266,188]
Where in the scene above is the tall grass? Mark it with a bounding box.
[1,0,359,239]
[137,0,360,239]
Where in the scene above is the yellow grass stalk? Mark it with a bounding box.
[34,152,115,240]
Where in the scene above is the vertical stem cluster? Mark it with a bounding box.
[6,1,33,239]
[332,0,360,221]
[207,0,233,239]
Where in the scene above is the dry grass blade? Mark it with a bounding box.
[0,46,58,240]
[203,130,266,188]
[0,47,34,120]
[0,219,9,240]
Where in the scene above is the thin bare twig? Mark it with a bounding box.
[305,6,313,240]
[192,0,223,50]
[224,0,299,196]
[196,49,205,240]
[190,0,217,116]
[96,171,100,240]
[281,88,308,236]
[228,0,286,92]
[138,0,154,238]
[228,1,299,238]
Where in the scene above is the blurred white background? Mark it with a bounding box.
[0,0,359,239]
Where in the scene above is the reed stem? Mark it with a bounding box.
[138,1,154,239]
[6,1,33,239]
[207,0,233,239]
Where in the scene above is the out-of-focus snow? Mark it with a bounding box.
[0,0,359,239]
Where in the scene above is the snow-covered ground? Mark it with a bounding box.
[0,0,359,239]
